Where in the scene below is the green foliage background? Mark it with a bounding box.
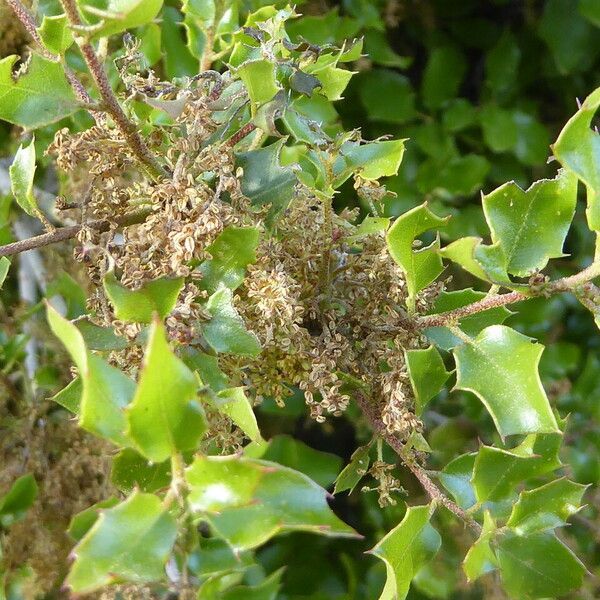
[0,0,600,598]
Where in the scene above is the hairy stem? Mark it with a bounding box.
[0,208,151,258]
[416,260,600,329]
[355,394,482,534]
[59,0,167,181]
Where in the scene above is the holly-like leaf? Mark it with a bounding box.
[203,286,261,356]
[236,140,296,223]
[126,319,206,463]
[262,435,342,488]
[0,474,38,528]
[77,0,164,40]
[111,448,171,494]
[47,305,135,445]
[497,531,586,599]
[424,289,513,351]
[386,203,449,310]
[553,87,600,230]
[369,505,441,600]
[0,54,79,128]
[405,345,451,415]
[506,477,587,534]
[337,139,405,183]
[66,491,177,593]
[482,169,577,276]
[51,376,82,413]
[104,271,184,323]
[38,14,74,55]
[334,444,371,494]
[67,498,120,542]
[186,454,358,550]
[9,137,39,217]
[438,453,477,510]
[463,512,498,582]
[472,434,562,502]
[453,325,559,438]
[440,237,488,281]
[198,226,260,294]
[238,59,280,106]
[209,387,262,444]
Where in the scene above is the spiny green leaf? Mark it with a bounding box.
[424,289,513,351]
[0,474,38,528]
[386,203,449,310]
[334,444,371,494]
[553,86,600,230]
[497,531,586,599]
[463,512,498,582]
[405,345,451,415]
[237,59,280,106]
[66,491,177,593]
[440,237,488,281]
[0,54,79,128]
[47,304,135,445]
[111,448,171,494]
[453,325,559,438]
[337,139,405,182]
[506,477,587,534]
[126,319,206,463]
[369,504,441,600]
[472,434,562,502]
[236,139,296,223]
[482,169,577,276]
[38,14,74,55]
[203,285,261,356]
[104,271,184,323]
[198,226,260,294]
[50,376,82,413]
[77,0,164,40]
[186,454,358,550]
[209,387,262,444]
[9,137,39,218]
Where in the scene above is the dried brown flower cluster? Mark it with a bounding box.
[47,56,438,462]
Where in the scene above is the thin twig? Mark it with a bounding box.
[0,208,151,258]
[5,0,101,117]
[416,261,600,329]
[225,122,257,147]
[355,393,482,534]
[58,0,167,181]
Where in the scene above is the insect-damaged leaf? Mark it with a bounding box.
[453,325,559,438]
[186,454,358,550]
[0,54,79,128]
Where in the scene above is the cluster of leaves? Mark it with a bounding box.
[0,1,599,599]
